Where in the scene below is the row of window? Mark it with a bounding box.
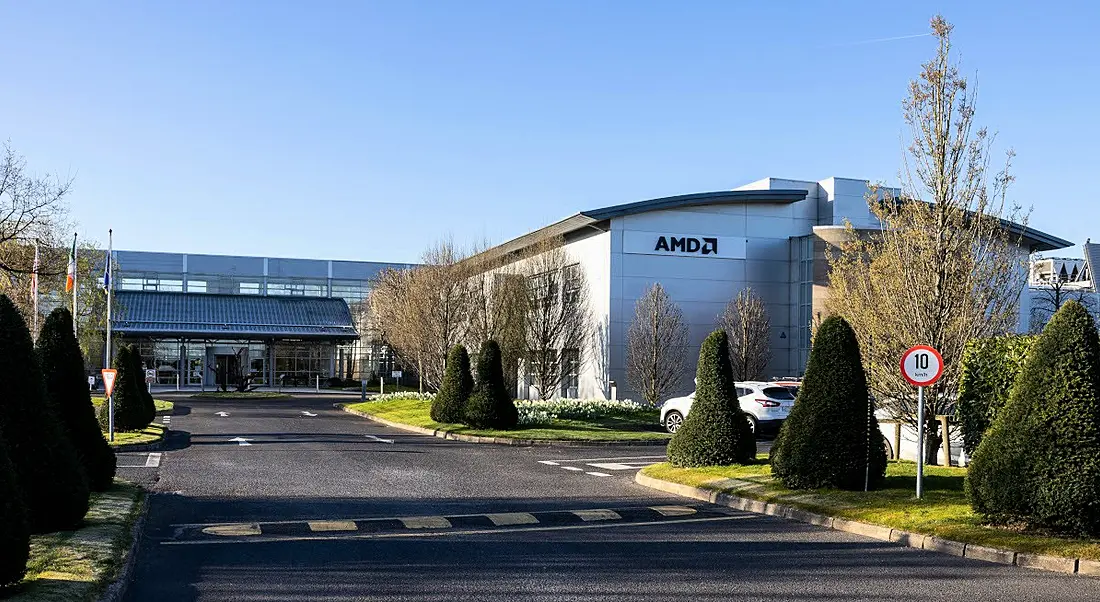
[524,348,580,397]
[116,273,369,301]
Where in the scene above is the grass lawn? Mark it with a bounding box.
[642,457,1100,561]
[92,397,173,414]
[102,422,166,447]
[189,391,291,400]
[345,398,670,442]
[5,482,143,601]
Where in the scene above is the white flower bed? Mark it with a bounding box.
[515,398,649,425]
[368,392,435,402]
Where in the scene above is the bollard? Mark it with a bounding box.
[361,379,367,402]
[316,374,320,392]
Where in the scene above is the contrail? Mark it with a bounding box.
[825,32,932,48]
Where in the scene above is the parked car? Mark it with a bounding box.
[659,381,797,436]
[770,376,802,398]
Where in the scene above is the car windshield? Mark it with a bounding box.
[762,387,796,400]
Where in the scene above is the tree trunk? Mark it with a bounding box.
[923,419,941,465]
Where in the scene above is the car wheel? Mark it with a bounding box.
[883,436,894,460]
[746,415,758,434]
[664,410,684,433]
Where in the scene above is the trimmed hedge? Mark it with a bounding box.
[98,345,149,431]
[0,295,89,533]
[37,308,117,492]
[770,316,886,490]
[967,300,1100,536]
[666,330,755,467]
[956,335,1035,455]
[0,429,29,588]
[131,349,156,427]
[431,345,473,424]
[464,340,518,429]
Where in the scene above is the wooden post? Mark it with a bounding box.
[939,415,953,466]
[893,422,901,461]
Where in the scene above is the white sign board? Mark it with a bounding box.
[145,369,156,384]
[900,346,944,387]
[623,231,746,259]
[391,370,403,379]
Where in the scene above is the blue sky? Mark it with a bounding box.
[2,2,1097,263]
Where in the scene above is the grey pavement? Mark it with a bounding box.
[122,394,1100,601]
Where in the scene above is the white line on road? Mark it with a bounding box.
[229,437,252,446]
[586,462,642,471]
[561,466,584,472]
[537,460,560,466]
[145,453,162,467]
[215,411,230,417]
[585,472,612,477]
[543,454,667,463]
[365,435,394,444]
[301,411,318,417]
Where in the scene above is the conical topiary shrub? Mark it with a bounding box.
[0,430,29,588]
[37,308,117,492]
[431,345,474,424]
[130,348,156,427]
[667,330,755,467]
[99,345,148,431]
[967,300,1100,536]
[0,294,89,533]
[769,316,886,490]
[464,340,518,429]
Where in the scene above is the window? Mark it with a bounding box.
[187,280,207,293]
[562,264,582,304]
[528,271,558,308]
[267,279,326,297]
[762,387,796,401]
[560,348,579,398]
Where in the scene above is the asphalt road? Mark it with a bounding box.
[121,394,1100,601]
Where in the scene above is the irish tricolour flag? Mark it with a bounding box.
[65,235,77,293]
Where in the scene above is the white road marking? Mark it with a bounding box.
[572,509,621,522]
[215,411,230,417]
[365,435,394,444]
[542,454,667,463]
[202,523,261,536]
[537,460,559,466]
[561,466,584,472]
[486,512,539,526]
[301,411,318,417]
[585,472,612,477]
[145,453,162,467]
[587,462,641,471]
[229,437,252,446]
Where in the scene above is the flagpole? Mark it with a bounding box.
[72,233,78,338]
[105,229,114,442]
[32,240,39,336]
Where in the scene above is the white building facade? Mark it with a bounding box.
[477,176,1072,402]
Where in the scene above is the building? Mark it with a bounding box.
[1028,241,1100,331]
[472,176,1073,401]
[106,251,412,388]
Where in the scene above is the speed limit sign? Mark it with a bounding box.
[900,345,943,387]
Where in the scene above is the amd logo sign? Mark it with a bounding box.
[654,236,719,255]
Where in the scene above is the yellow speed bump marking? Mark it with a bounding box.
[651,506,697,517]
[400,516,452,529]
[572,509,622,522]
[202,523,262,537]
[308,520,358,532]
[486,512,539,526]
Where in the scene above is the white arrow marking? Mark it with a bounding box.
[365,435,394,444]
[215,411,230,417]
[301,411,318,417]
[229,437,252,446]
[145,453,162,467]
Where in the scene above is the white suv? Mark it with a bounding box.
[659,382,796,436]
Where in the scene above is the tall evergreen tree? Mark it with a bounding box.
[0,295,89,533]
[99,345,148,431]
[431,345,474,424]
[0,430,30,588]
[769,316,886,490]
[464,340,518,429]
[130,348,156,427]
[667,330,756,467]
[967,300,1100,536]
[37,308,117,492]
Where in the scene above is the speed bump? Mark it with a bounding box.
[571,509,622,522]
[399,516,452,529]
[202,523,262,537]
[308,520,358,532]
[486,512,539,526]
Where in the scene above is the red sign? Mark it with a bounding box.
[101,369,118,397]
[900,346,944,387]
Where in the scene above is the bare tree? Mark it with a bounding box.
[1030,279,1097,332]
[626,283,688,406]
[825,16,1026,464]
[719,287,771,381]
[0,142,71,275]
[466,261,527,395]
[520,238,591,400]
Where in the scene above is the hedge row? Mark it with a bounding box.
[956,334,1036,455]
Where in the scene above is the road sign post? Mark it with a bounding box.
[101,368,118,442]
[900,345,944,499]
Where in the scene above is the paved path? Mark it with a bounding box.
[124,394,1100,601]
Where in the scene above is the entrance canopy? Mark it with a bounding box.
[112,291,358,341]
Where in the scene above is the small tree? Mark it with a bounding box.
[626,283,688,406]
[719,288,771,381]
[0,294,89,533]
[37,308,116,491]
[464,340,518,429]
[666,330,755,467]
[955,335,1035,456]
[0,430,29,588]
[770,316,886,490]
[967,301,1100,536]
[130,349,156,427]
[99,345,148,431]
[431,345,473,424]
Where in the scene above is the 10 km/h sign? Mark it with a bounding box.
[900,345,944,387]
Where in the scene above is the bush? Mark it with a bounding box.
[99,345,150,431]
[0,294,89,533]
[130,349,156,427]
[956,335,1035,455]
[464,340,518,429]
[368,392,434,402]
[967,300,1100,536]
[431,345,473,423]
[769,316,886,490]
[36,309,117,492]
[0,430,29,588]
[513,398,649,425]
[666,330,755,467]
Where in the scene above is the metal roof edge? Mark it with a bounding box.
[580,189,809,221]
